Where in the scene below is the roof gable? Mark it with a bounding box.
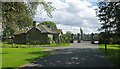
[37,25,57,34]
[27,27,41,33]
[13,30,27,35]
[13,25,61,35]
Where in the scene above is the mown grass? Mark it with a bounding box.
[2,48,52,68]
[99,44,120,67]
[1,42,70,68]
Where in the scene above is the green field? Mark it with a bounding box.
[2,48,52,68]
[99,44,120,67]
[1,43,70,68]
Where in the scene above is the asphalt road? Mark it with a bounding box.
[19,41,114,69]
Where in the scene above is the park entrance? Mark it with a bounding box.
[70,33,99,44]
[70,33,81,43]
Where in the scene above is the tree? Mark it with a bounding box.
[113,2,120,41]
[97,1,112,50]
[2,0,55,39]
[77,33,81,43]
[0,2,2,33]
[62,32,72,43]
[26,0,55,18]
[80,27,83,40]
[2,2,33,38]
[97,1,120,44]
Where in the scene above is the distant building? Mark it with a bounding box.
[82,34,91,41]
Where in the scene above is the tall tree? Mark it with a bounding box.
[2,0,55,38]
[80,27,83,40]
[98,1,120,44]
[0,2,2,33]
[98,1,111,50]
[26,0,55,18]
[113,2,120,38]
[2,2,33,38]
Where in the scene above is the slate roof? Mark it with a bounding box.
[13,30,27,35]
[37,25,57,34]
[13,25,61,35]
[53,29,63,34]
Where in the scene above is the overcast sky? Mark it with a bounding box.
[34,0,101,34]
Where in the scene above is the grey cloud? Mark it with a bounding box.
[34,0,101,34]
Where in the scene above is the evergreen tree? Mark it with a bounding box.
[80,27,83,40]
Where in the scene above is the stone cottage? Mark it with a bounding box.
[13,23,62,44]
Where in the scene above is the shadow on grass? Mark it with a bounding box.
[1,67,16,69]
[26,51,52,63]
[1,52,8,54]
[1,51,52,69]
[110,45,120,48]
[99,47,120,68]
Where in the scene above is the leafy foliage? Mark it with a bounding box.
[2,2,33,37]
[2,0,55,39]
[27,0,55,18]
[62,32,72,43]
[97,1,120,44]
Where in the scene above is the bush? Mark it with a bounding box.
[48,37,52,43]
[112,39,120,44]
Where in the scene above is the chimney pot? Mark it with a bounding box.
[33,21,36,27]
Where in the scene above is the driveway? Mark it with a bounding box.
[19,41,114,68]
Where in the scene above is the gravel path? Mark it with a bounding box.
[19,41,114,69]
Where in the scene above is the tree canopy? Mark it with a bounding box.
[2,2,33,37]
[62,32,72,43]
[2,0,55,38]
[97,1,120,44]
[98,1,120,34]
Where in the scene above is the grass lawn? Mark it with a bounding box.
[1,42,70,68]
[99,44,120,67]
[2,48,52,68]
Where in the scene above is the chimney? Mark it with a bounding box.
[33,21,36,27]
[47,25,51,28]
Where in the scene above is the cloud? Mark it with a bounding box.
[34,0,101,34]
[57,24,80,34]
